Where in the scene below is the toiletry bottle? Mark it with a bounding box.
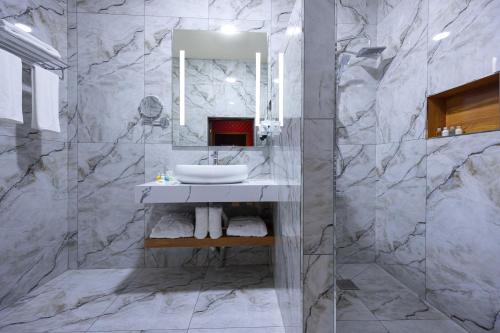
[442,127,449,137]
[455,125,463,135]
[436,128,442,137]
[449,126,455,136]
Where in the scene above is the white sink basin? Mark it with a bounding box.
[174,165,249,184]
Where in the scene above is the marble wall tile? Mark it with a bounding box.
[375,0,427,144]
[336,0,377,25]
[208,0,270,21]
[303,119,334,255]
[303,255,334,333]
[336,144,376,263]
[214,146,271,179]
[145,0,209,18]
[0,136,68,308]
[336,23,378,145]
[304,0,335,119]
[77,143,145,268]
[428,0,500,95]
[0,0,69,143]
[375,139,426,296]
[377,0,403,23]
[76,0,145,15]
[77,13,145,143]
[426,131,500,333]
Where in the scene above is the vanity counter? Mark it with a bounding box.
[135,179,293,203]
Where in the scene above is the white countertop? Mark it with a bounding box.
[135,178,294,203]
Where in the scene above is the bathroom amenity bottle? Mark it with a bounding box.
[449,126,456,136]
[436,128,442,137]
[455,126,463,135]
[442,127,449,137]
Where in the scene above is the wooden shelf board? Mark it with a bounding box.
[427,72,500,139]
[145,235,274,248]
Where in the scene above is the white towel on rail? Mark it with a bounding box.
[0,48,23,123]
[31,65,60,132]
[150,215,194,239]
[227,216,268,237]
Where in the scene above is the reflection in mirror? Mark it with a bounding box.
[172,29,268,147]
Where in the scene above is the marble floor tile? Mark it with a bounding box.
[381,320,468,333]
[337,320,389,333]
[88,268,205,331]
[189,266,283,329]
[0,269,134,333]
[189,328,285,333]
[336,290,378,321]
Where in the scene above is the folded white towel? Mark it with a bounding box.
[195,207,209,239]
[0,49,23,123]
[150,215,194,239]
[209,207,223,239]
[227,216,268,237]
[31,65,60,132]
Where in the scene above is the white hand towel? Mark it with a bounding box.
[209,207,223,239]
[150,215,194,239]
[227,216,268,237]
[195,207,209,239]
[0,49,23,123]
[31,65,60,132]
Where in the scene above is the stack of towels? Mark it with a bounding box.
[195,207,228,239]
[0,48,60,132]
[150,213,194,239]
[227,216,268,237]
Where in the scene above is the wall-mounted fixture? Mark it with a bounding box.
[278,52,284,126]
[255,52,261,127]
[179,49,185,126]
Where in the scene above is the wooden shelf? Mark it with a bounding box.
[427,72,500,139]
[145,234,274,248]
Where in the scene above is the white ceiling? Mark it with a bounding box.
[173,29,268,63]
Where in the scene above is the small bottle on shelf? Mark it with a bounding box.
[436,128,442,137]
[449,126,456,136]
[442,127,449,137]
[455,125,463,135]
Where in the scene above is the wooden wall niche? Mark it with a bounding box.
[427,72,500,139]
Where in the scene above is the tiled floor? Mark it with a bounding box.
[0,265,284,333]
[336,264,468,333]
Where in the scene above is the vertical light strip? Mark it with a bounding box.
[255,52,261,127]
[179,50,185,126]
[278,52,284,126]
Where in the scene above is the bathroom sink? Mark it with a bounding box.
[174,165,249,184]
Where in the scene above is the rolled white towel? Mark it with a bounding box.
[209,207,223,239]
[195,207,209,239]
[150,215,193,239]
[227,216,268,237]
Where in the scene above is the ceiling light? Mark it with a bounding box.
[14,22,32,33]
[225,77,237,83]
[220,24,238,35]
[432,31,450,41]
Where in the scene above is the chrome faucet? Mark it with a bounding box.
[211,151,219,165]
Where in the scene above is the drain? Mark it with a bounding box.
[337,279,359,290]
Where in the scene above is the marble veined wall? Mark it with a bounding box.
[374,0,500,332]
[69,0,274,269]
[0,0,69,308]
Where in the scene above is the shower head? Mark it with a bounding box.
[356,46,386,58]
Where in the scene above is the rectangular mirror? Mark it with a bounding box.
[172,29,268,147]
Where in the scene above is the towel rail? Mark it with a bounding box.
[0,25,67,71]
